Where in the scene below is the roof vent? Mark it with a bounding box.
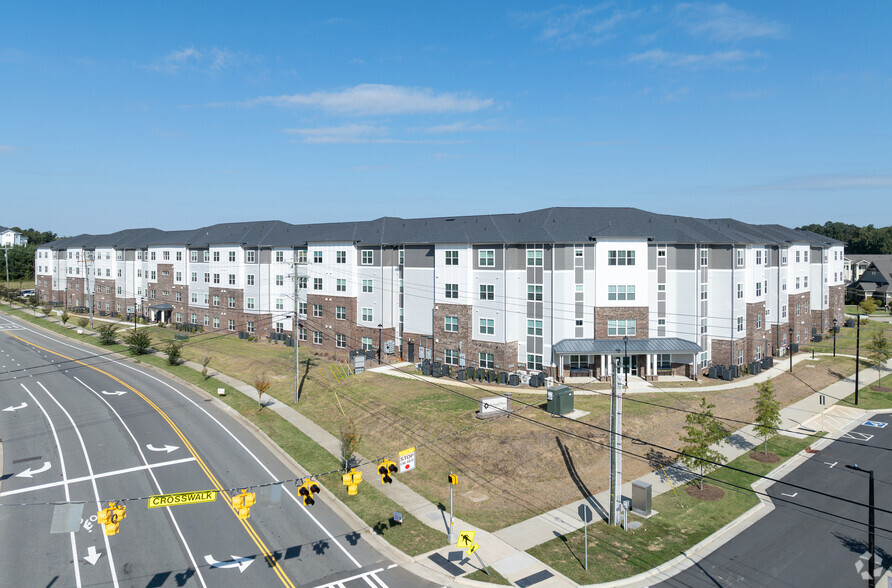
[445,218,455,222]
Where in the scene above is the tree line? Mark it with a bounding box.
[797,221,892,255]
[1,227,58,284]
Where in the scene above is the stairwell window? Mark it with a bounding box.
[608,285,635,301]
[480,284,494,300]
[361,250,373,265]
[445,250,458,266]
[527,248,543,267]
[479,318,494,335]
[737,316,744,332]
[737,283,743,299]
[445,283,458,299]
[608,319,636,336]
[527,319,543,336]
[528,285,543,301]
[608,250,635,266]
[700,249,708,267]
[701,284,708,300]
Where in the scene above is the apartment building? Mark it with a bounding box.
[34,208,845,380]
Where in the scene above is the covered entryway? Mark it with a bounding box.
[148,302,173,323]
[553,337,703,382]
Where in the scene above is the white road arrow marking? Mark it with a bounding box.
[204,554,254,573]
[16,461,51,478]
[100,390,127,396]
[146,444,179,454]
[83,546,101,565]
[781,492,798,498]
[825,461,838,469]
[2,402,27,412]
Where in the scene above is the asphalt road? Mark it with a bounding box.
[657,415,892,587]
[0,312,439,588]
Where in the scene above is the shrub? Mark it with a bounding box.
[165,341,182,365]
[200,355,212,379]
[97,324,119,345]
[125,330,152,355]
[41,305,51,317]
[60,310,70,325]
[253,375,271,410]
[77,317,89,329]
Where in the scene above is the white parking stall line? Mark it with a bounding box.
[0,457,197,497]
[842,431,874,442]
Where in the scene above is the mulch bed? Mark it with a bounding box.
[869,385,892,392]
[684,484,725,500]
[749,451,781,463]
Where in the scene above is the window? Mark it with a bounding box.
[313,304,322,317]
[298,276,307,288]
[314,331,323,345]
[213,317,220,329]
[204,272,210,283]
[755,345,762,361]
[795,277,800,289]
[275,298,284,310]
[362,307,373,322]
[736,249,744,267]
[247,297,255,309]
[737,316,744,332]
[204,294,209,305]
[479,353,495,369]
[528,285,543,301]
[275,322,283,334]
[737,283,743,299]
[228,319,235,331]
[228,296,236,308]
[445,316,458,332]
[246,321,255,334]
[700,318,707,334]
[657,354,671,369]
[313,251,323,263]
[608,250,635,266]
[246,251,255,263]
[336,250,346,264]
[526,354,543,371]
[361,336,373,351]
[781,250,788,265]
[399,249,404,266]
[213,295,220,307]
[782,278,787,291]
[756,250,763,265]
[332,278,344,292]
[804,250,809,263]
[701,284,708,300]
[213,251,220,262]
[247,274,254,286]
[228,274,236,285]
[480,284,494,300]
[756,282,762,297]
[658,284,666,292]
[361,250,373,265]
[700,249,708,267]
[362,279,373,293]
[445,250,458,265]
[608,285,635,301]
[756,313,762,329]
[527,319,543,336]
[445,283,458,299]
[478,249,495,267]
[445,349,459,366]
[191,271,197,282]
[738,349,744,366]
[175,292,182,302]
[299,327,307,341]
[805,300,809,313]
[796,302,801,316]
[336,334,346,348]
[297,250,307,263]
[795,250,800,263]
[336,306,346,320]
[275,251,284,263]
[782,305,787,319]
[298,302,307,316]
[150,251,156,260]
[479,318,494,335]
[276,275,284,286]
[527,248,543,266]
[313,278,322,290]
[804,276,808,287]
[575,248,583,258]
[213,273,220,284]
[608,319,636,336]
[150,270,156,280]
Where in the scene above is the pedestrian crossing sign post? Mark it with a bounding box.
[456,530,475,549]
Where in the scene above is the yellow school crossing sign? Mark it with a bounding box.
[456,530,475,549]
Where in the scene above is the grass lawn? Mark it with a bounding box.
[527,434,816,584]
[464,566,512,584]
[806,318,892,357]
[840,372,892,410]
[845,305,891,316]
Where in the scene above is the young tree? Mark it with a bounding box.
[340,419,362,469]
[165,341,183,366]
[96,324,119,345]
[678,397,727,490]
[200,355,212,379]
[60,310,70,326]
[253,374,271,410]
[753,381,782,451]
[41,305,51,317]
[125,330,152,355]
[866,331,891,384]
[77,317,89,329]
[860,297,879,316]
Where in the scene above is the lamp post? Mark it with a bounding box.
[833,318,838,357]
[788,327,794,373]
[855,313,861,405]
[845,464,876,588]
[377,323,383,364]
[623,335,629,388]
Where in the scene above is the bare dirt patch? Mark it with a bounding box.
[684,484,725,500]
[749,451,781,463]
[870,385,892,393]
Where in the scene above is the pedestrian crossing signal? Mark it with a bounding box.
[231,489,256,519]
[97,501,126,536]
[298,479,320,506]
[378,459,398,484]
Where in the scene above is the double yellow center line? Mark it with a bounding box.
[8,333,295,587]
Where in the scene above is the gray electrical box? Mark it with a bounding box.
[546,385,574,415]
[632,480,652,516]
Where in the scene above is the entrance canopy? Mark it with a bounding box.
[554,337,703,380]
[554,337,702,355]
[148,303,174,311]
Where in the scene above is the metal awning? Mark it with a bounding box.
[553,337,703,355]
[148,303,174,311]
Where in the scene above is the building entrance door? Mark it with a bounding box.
[621,355,638,376]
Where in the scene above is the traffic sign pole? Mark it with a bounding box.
[448,471,455,543]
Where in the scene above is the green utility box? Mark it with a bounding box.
[546,385,574,415]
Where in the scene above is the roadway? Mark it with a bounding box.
[657,416,892,587]
[0,312,438,588]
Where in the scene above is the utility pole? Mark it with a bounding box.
[293,259,300,405]
[609,357,623,526]
[3,246,9,306]
[833,318,838,357]
[855,315,861,405]
[846,464,876,588]
[83,256,94,330]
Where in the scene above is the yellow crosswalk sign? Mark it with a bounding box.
[456,530,475,549]
[466,542,480,557]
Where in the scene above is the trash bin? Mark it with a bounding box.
[546,385,574,415]
[499,371,508,384]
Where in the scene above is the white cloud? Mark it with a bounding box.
[248,84,493,116]
[513,5,643,47]
[662,87,690,102]
[144,47,253,74]
[627,48,767,68]
[422,121,499,134]
[0,145,22,154]
[282,124,466,145]
[734,175,892,192]
[676,3,788,42]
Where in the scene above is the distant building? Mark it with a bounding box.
[844,254,892,284]
[0,227,27,247]
[34,208,845,380]
[849,258,892,306]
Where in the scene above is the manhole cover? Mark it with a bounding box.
[627,521,643,530]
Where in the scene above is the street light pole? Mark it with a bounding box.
[833,318,838,357]
[788,327,794,373]
[378,323,383,364]
[845,464,876,588]
[623,335,629,388]
[855,314,861,405]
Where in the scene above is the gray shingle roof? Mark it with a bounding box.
[553,337,703,355]
[37,207,844,249]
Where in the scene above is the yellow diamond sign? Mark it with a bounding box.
[456,530,475,549]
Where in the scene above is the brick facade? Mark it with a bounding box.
[593,306,649,339]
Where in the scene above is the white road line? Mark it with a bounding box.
[313,568,385,588]
[0,457,197,497]
[73,376,208,588]
[368,571,389,588]
[37,381,120,588]
[11,315,364,570]
[20,383,82,588]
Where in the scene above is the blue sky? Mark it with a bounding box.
[2,2,890,236]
